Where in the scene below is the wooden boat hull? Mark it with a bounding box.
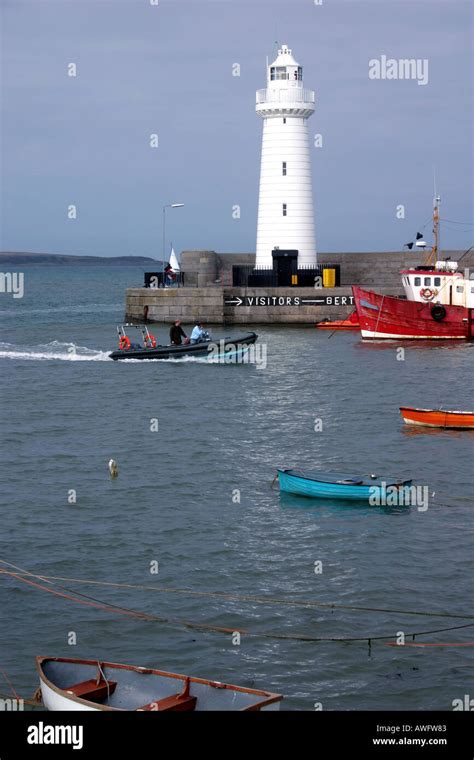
[400,406,474,429]
[277,469,413,502]
[36,657,282,711]
[315,321,360,331]
[352,286,473,340]
[316,312,360,330]
[110,332,258,361]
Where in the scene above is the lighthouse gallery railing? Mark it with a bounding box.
[256,88,315,104]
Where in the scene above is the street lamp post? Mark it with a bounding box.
[162,203,184,286]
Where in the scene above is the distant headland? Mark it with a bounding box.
[0,252,161,266]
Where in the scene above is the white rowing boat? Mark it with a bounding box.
[36,657,283,711]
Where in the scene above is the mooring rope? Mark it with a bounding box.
[372,294,385,340]
[270,473,279,489]
[0,689,40,708]
[0,665,41,708]
[0,665,19,701]
[0,561,472,620]
[385,641,474,648]
[326,309,358,340]
[0,660,43,708]
[1,560,472,644]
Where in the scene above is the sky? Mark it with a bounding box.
[1,0,473,257]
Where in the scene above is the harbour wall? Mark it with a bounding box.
[125,249,472,325]
[125,286,403,325]
[180,249,472,288]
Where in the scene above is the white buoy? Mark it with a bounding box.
[108,459,119,478]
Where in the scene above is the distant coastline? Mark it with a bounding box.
[0,252,161,266]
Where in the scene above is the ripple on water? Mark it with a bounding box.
[0,287,473,709]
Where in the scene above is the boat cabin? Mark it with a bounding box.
[400,261,474,308]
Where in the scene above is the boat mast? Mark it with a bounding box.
[425,194,440,266]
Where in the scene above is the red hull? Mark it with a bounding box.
[352,286,473,340]
[400,407,474,429]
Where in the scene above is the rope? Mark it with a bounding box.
[1,561,472,644]
[386,641,474,648]
[33,687,43,704]
[0,564,472,620]
[326,309,358,339]
[0,689,40,708]
[440,219,474,226]
[457,245,474,264]
[0,665,19,700]
[372,294,385,339]
[3,571,156,621]
[97,661,111,700]
[0,664,41,707]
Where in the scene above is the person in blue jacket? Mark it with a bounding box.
[190,322,209,344]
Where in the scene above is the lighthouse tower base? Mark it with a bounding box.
[255,116,316,269]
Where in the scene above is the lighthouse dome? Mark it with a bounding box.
[270,44,299,67]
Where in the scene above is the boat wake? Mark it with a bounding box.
[117,354,211,364]
[0,340,112,361]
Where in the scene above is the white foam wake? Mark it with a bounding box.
[116,354,210,364]
[0,340,112,361]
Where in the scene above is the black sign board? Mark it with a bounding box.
[224,295,354,307]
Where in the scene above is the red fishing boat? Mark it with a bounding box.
[352,197,474,340]
[400,407,474,429]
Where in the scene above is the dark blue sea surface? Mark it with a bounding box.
[0,266,473,710]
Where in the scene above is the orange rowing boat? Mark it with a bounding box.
[316,311,360,330]
[400,406,474,429]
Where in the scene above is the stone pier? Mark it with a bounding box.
[124,286,404,325]
[124,249,472,325]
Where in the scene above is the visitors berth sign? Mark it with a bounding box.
[224,295,355,307]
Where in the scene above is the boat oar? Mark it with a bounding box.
[270,472,279,490]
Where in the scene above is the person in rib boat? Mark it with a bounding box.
[190,321,211,344]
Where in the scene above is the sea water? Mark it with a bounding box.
[0,266,472,710]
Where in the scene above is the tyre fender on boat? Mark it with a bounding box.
[431,304,447,322]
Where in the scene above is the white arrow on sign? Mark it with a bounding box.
[301,299,325,304]
[225,297,243,306]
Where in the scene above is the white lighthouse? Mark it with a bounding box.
[255,44,317,269]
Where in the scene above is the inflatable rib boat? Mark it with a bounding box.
[109,324,258,361]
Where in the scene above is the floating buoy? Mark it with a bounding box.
[108,459,119,478]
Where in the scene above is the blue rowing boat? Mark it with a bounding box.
[277,469,413,502]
